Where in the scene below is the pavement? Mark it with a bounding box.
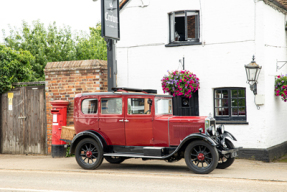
[0,154,287,182]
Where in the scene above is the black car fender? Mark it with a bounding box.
[70,130,107,154]
[221,131,237,141]
[164,133,218,159]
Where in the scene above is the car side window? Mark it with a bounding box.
[101,98,122,114]
[82,99,98,114]
[128,98,151,115]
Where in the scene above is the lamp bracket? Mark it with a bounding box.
[276,60,287,72]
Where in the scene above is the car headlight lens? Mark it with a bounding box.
[217,124,225,134]
[208,125,215,136]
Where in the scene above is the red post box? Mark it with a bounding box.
[50,100,69,158]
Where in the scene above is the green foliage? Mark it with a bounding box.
[76,24,107,61]
[3,20,107,81]
[0,44,34,94]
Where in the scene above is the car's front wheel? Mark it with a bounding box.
[104,156,126,164]
[217,139,235,169]
[184,140,219,174]
[75,138,103,169]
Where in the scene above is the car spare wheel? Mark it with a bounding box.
[75,138,103,169]
[104,156,126,164]
[184,140,219,174]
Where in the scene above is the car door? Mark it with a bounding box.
[98,96,126,146]
[124,95,154,146]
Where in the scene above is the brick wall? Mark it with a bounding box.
[44,60,107,154]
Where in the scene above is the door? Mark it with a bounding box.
[1,85,47,154]
[98,96,125,146]
[124,96,153,146]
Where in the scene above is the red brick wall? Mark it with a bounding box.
[44,60,107,154]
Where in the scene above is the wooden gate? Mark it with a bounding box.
[0,85,47,154]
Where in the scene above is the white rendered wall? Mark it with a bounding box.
[116,0,287,149]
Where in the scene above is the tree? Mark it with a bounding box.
[76,23,107,61]
[3,20,107,81]
[0,44,34,94]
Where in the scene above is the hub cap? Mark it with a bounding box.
[197,153,205,161]
[86,151,92,158]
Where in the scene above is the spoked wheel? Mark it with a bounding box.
[75,138,103,169]
[104,156,126,164]
[184,140,218,174]
[217,139,235,169]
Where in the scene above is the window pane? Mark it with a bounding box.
[215,99,220,107]
[220,108,229,115]
[101,98,122,114]
[222,90,228,98]
[215,90,221,98]
[155,98,173,115]
[232,108,238,116]
[169,13,175,42]
[82,99,98,114]
[238,89,245,97]
[232,99,238,107]
[128,98,151,115]
[187,15,196,39]
[215,108,220,116]
[222,99,228,107]
[231,90,238,97]
[238,99,245,107]
[239,108,246,115]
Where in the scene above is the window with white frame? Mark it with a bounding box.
[169,10,200,43]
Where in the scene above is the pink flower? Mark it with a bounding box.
[277,75,281,78]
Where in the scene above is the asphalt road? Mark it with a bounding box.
[0,155,286,192]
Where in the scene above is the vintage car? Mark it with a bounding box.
[70,87,240,174]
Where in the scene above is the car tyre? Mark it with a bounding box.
[104,156,126,164]
[217,139,235,169]
[75,138,103,169]
[184,140,219,174]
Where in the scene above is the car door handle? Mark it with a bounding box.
[119,119,124,122]
[124,120,129,122]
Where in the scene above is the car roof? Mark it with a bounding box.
[81,92,173,97]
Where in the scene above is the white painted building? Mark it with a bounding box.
[116,0,287,161]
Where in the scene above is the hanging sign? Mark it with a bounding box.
[8,93,13,111]
[101,0,120,40]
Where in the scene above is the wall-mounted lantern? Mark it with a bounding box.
[244,56,262,95]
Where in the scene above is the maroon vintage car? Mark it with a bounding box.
[70,88,240,174]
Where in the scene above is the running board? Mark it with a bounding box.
[103,153,168,159]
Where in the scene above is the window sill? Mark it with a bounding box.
[216,121,249,125]
[165,42,202,47]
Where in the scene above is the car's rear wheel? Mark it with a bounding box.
[184,140,218,174]
[104,156,126,164]
[75,138,103,169]
[217,139,235,169]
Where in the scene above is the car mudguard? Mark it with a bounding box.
[70,130,107,154]
[221,131,237,141]
[164,133,218,159]
[179,133,218,148]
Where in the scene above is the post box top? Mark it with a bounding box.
[50,100,69,107]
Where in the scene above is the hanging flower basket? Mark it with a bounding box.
[161,70,200,98]
[275,75,287,102]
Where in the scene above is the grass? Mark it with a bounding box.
[274,154,287,163]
